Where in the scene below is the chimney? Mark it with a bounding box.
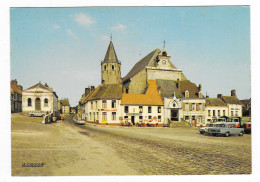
[231,89,236,97]
[12,79,17,86]
[198,84,202,91]
[91,86,95,92]
[85,88,91,95]
[176,79,181,91]
[217,94,222,99]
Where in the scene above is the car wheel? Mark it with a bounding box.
[239,131,244,136]
[224,132,229,137]
[200,131,204,134]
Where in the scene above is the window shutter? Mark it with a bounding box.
[196,103,199,111]
[203,104,205,111]
[189,103,192,111]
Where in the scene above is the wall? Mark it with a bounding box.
[101,62,121,84]
[205,106,229,123]
[228,104,242,117]
[127,69,147,94]
[147,68,182,81]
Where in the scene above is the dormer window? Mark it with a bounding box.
[162,51,167,56]
[111,65,115,70]
[185,90,189,98]
[198,91,203,98]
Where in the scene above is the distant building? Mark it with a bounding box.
[60,98,70,114]
[22,82,58,114]
[10,79,23,113]
[217,90,243,118]
[240,98,251,117]
[205,98,228,123]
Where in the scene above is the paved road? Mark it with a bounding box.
[65,115,251,175]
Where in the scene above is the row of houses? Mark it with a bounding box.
[10,80,70,115]
[78,40,251,127]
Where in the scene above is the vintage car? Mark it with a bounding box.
[29,111,46,117]
[206,123,244,137]
[75,119,85,125]
[199,123,216,134]
[242,122,251,134]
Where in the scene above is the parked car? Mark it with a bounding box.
[206,123,244,137]
[242,122,251,134]
[199,123,216,134]
[29,111,46,117]
[75,119,85,125]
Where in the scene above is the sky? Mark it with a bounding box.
[10,6,250,106]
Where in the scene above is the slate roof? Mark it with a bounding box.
[206,98,228,107]
[121,80,163,106]
[102,41,119,63]
[221,96,242,105]
[240,99,250,107]
[156,79,183,98]
[87,84,122,101]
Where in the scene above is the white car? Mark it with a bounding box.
[75,119,85,125]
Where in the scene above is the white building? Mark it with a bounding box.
[22,82,58,114]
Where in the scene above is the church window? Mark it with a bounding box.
[102,100,107,108]
[218,110,220,116]
[44,98,48,107]
[104,65,107,70]
[223,110,226,116]
[208,110,211,116]
[28,98,32,106]
[111,65,115,70]
[118,66,120,71]
[112,100,116,108]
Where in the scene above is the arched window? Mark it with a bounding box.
[185,90,189,98]
[44,98,48,107]
[111,65,115,70]
[104,65,107,70]
[118,66,120,71]
[28,98,32,106]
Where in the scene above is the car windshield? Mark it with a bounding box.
[208,124,215,127]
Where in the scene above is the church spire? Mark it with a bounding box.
[103,40,119,63]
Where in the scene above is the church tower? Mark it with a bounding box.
[101,40,122,84]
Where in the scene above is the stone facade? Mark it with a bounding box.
[11,79,23,113]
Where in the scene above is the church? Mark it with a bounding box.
[80,39,206,126]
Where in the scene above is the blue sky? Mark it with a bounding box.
[10,6,250,106]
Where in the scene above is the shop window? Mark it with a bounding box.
[125,106,129,113]
[158,106,161,113]
[139,106,143,113]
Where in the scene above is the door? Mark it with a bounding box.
[171,109,178,121]
[35,98,41,111]
[131,116,135,125]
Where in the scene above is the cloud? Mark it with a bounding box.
[100,35,110,41]
[53,24,60,29]
[66,29,78,39]
[111,24,126,30]
[73,13,96,26]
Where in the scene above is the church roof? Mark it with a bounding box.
[103,41,119,63]
[121,80,164,106]
[156,79,203,99]
[221,96,242,105]
[206,98,227,107]
[123,48,180,83]
[87,84,122,101]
